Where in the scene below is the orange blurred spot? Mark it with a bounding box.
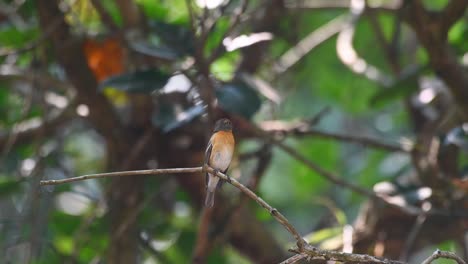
[84,38,124,81]
[452,178,468,192]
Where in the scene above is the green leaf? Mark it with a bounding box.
[149,21,194,56]
[0,176,23,197]
[152,104,205,133]
[54,235,74,255]
[99,69,171,93]
[130,40,180,60]
[216,82,261,119]
[304,227,342,244]
[0,27,39,48]
[422,0,450,11]
[370,66,423,108]
[163,105,205,132]
[101,0,123,26]
[210,51,239,81]
[137,0,188,23]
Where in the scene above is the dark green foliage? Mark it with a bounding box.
[216,81,261,119]
[99,69,172,93]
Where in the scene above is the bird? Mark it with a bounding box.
[204,118,235,208]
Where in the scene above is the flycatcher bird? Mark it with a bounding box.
[204,118,235,208]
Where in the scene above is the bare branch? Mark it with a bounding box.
[421,249,466,264]
[206,0,249,64]
[273,140,376,197]
[39,163,463,263]
[273,15,348,74]
[37,0,126,150]
[0,99,75,151]
[261,120,411,152]
[272,139,446,216]
[366,5,401,74]
[285,0,401,12]
[115,0,142,29]
[204,165,308,249]
[296,243,404,264]
[439,0,468,34]
[336,0,393,86]
[404,0,468,119]
[41,164,307,248]
[399,204,429,261]
[279,253,308,264]
[40,167,203,186]
[191,207,215,264]
[296,129,410,152]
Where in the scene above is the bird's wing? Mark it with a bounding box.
[204,138,213,186]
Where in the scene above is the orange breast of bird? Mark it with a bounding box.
[209,131,235,171]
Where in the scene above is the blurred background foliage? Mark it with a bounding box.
[0,0,467,263]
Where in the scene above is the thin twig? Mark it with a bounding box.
[336,0,393,86]
[40,167,203,185]
[192,145,272,262]
[206,0,249,64]
[245,117,426,215]
[139,231,171,263]
[263,120,410,152]
[39,163,463,263]
[115,191,158,239]
[184,0,216,126]
[294,128,411,152]
[120,127,155,170]
[279,253,308,264]
[273,14,348,74]
[294,243,404,264]
[399,203,430,261]
[285,0,401,11]
[273,139,435,216]
[366,4,400,74]
[204,165,308,249]
[421,249,466,264]
[191,207,215,264]
[0,87,33,163]
[274,140,375,197]
[40,164,307,249]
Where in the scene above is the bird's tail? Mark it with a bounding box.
[204,190,215,208]
[205,174,219,208]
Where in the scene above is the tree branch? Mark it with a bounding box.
[206,166,307,249]
[404,0,468,119]
[261,120,411,152]
[0,100,75,150]
[421,249,466,264]
[279,253,308,264]
[274,139,375,197]
[285,0,401,12]
[37,0,125,149]
[293,243,405,264]
[40,167,203,186]
[273,14,348,74]
[39,165,465,263]
[41,165,307,248]
[336,0,393,86]
[439,0,468,34]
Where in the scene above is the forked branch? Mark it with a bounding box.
[40,166,465,263]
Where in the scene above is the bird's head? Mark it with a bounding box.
[213,118,233,132]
